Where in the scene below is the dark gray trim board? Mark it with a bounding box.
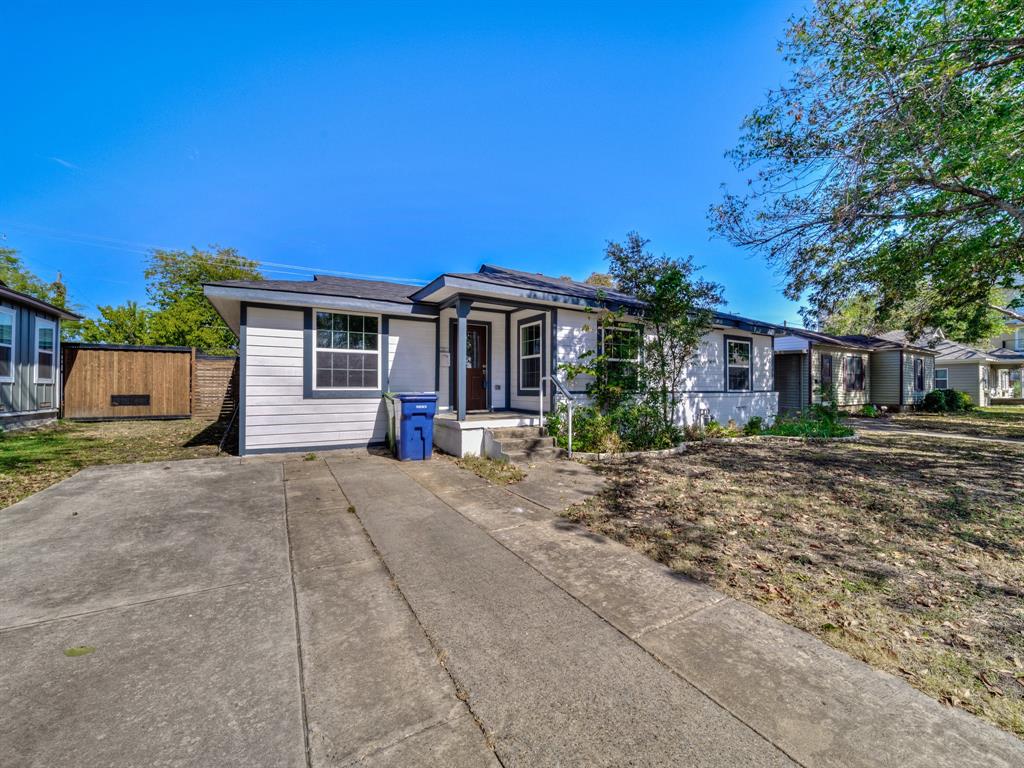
[504,313,511,409]
[244,440,387,456]
[239,303,247,455]
[302,307,386,399]
[515,313,546,397]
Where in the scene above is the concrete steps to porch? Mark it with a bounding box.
[487,427,564,464]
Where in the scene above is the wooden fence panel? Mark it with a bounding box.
[62,346,192,419]
[192,356,238,420]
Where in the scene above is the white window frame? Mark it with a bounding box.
[519,320,542,391]
[934,368,949,390]
[599,321,642,390]
[34,317,56,384]
[726,337,753,393]
[312,309,381,391]
[0,307,15,384]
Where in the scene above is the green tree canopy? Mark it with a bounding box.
[144,246,261,354]
[712,0,1024,343]
[0,247,73,309]
[78,301,153,345]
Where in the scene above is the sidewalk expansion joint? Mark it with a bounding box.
[633,597,733,639]
[324,460,508,768]
[282,471,314,768]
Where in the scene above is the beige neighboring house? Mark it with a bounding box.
[881,330,1024,406]
[775,327,937,412]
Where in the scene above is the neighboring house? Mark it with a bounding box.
[0,281,81,431]
[204,264,779,457]
[774,328,872,412]
[774,328,936,412]
[896,330,1024,405]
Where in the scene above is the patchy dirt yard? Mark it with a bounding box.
[891,404,1024,440]
[1,419,234,509]
[567,435,1024,736]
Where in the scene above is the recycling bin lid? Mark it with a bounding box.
[393,392,438,401]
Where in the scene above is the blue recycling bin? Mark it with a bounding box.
[392,392,437,461]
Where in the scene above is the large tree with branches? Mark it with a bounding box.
[712,0,1023,342]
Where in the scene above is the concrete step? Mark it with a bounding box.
[490,426,546,439]
[502,447,565,464]
[494,436,555,452]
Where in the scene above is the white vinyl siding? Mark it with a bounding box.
[943,363,987,406]
[902,352,934,405]
[243,305,386,452]
[387,318,436,394]
[556,309,598,393]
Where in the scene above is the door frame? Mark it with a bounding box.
[448,319,492,412]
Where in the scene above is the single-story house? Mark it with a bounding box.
[203,264,780,457]
[1,281,81,431]
[890,330,1024,406]
[774,327,937,412]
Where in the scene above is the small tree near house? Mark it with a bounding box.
[554,232,723,450]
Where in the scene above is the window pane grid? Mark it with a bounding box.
[520,322,542,390]
[314,311,380,389]
[727,340,751,392]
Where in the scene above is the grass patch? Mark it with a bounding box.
[63,646,96,657]
[1,419,234,509]
[893,405,1024,440]
[567,434,1024,736]
[455,455,526,485]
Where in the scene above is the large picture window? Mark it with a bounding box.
[0,308,13,383]
[935,368,948,390]
[600,322,641,390]
[844,355,865,391]
[314,311,379,389]
[726,338,751,392]
[35,319,55,384]
[519,320,542,391]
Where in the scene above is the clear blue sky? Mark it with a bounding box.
[2,0,804,324]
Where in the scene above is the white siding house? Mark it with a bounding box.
[207,265,781,456]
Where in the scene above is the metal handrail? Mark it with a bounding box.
[539,375,579,458]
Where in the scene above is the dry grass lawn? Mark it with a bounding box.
[1,419,233,509]
[567,434,1024,736]
[891,404,1024,440]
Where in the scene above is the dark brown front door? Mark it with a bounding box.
[455,323,488,411]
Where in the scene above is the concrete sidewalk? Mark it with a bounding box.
[338,454,1023,768]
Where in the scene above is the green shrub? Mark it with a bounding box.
[705,419,741,438]
[858,404,880,418]
[948,390,974,411]
[548,400,681,452]
[743,416,765,435]
[922,389,948,412]
[608,402,680,450]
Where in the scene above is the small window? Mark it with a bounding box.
[1015,327,1024,352]
[0,308,13,383]
[820,353,833,391]
[519,320,542,391]
[844,356,865,391]
[726,338,752,392]
[934,368,948,390]
[35,319,55,384]
[314,311,379,389]
[913,358,925,391]
[600,322,641,390]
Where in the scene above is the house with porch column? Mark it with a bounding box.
[204,264,779,457]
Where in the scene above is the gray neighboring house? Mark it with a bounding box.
[775,327,937,412]
[0,281,81,431]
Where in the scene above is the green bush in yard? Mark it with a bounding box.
[948,390,974,412]
[547,400,681,453]
[858,404,880,418]
[743,416,765,436]
[922,389,948,412]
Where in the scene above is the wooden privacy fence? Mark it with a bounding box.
[61,344,238,420]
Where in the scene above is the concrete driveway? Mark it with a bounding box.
[2,453,1020,767]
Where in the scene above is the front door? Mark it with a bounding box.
[454,323,488,411]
